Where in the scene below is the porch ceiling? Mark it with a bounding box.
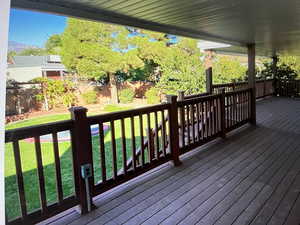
[11,0,300,56]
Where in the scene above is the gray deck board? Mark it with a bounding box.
[42,97,300,225]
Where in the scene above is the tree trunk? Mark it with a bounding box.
[109,73,119,104]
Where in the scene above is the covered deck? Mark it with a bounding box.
[42,97,300,225]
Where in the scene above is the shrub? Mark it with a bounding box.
[145,88,160,104]
[33,77,77,109]
[119,88,135,103]
[82,90,98,104]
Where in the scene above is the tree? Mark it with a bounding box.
[155,38,206,95]
[45,34,62,55]
[133,34,206,95]
[18,47,47,56]
[61,18,143,103]
[213,56,247,84]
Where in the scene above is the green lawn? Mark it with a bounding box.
[5,106,164,220]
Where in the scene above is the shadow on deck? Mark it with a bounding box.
[41,97,300,225]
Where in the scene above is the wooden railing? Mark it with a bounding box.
[5,120,79,225]
[5,88,255,225]
[277,79,300,97]
[212,79,274,99]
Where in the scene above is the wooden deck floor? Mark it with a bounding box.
[41,97,300,225]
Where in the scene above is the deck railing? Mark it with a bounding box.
[5,120,78,225]
[276,79,300,97]
[5,88,255,225]
[212,79,275,99]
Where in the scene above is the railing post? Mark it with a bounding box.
[178,91,185,101]
[232,79,236,91]
[166,95,182,166]
[178,91,185,127]
[220,89,226,138]
[69,106,95,214]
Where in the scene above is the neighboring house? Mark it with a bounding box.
[7,55,66,82]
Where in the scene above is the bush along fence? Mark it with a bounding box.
[5,86,259,225]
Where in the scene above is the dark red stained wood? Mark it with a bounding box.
[161,110,167,157]
[12,141,27,218]
[220,89,226,138]
[110,121,117,179]
[139,114,145,166]
[98,123,107,183]
[34,136,47,212]
[186,105,191,144]
[130,117,137,170]
[154,111,160,160]
[6,120,73,143]
[205,101,208,138]
[120,118,127,174]
[52,132,63,203]
[166,95,181,166]
[196,103,200,142]
[191,104,196,143]
[180,106,185,147]
[147,113,154,162]
[88,104,170,124]
[200,102,204,140]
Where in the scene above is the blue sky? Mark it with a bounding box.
[9,9,66,47]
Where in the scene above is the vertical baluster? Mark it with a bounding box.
[208,100,211,136]
[200,101,204,140]
[180,106,185,147]
[214,98,217,134]
[12,141,27,218]
[231,95,234,127]
[34,136,47,212]
[52,132,63,203]
[98,123,106,183]
[110,121,117,179]
[191,104,195,143]
[130,117,136,170]
[139,114,145,166]
[154,112,160,160]
[120,119,127,175]
[196,102,200,142]
[186,105,191,144]
[161,110,167,157]
[147,113,154,162]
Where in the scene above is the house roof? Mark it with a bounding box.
[8,55,66,70]
[11,0,300,57]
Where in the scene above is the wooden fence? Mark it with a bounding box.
[5,88,254,225]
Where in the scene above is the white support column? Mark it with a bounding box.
[0,0,11,223]
[247,44,256,125]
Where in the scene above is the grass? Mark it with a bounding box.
[5,105,165,220]
[5,104,132,130]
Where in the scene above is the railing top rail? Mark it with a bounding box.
[183,92,209,100]
[88,103,170,124]
[5,119,73,142]
[177,93,222,106]
[212,79,274,88]
[224,87,252,96]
